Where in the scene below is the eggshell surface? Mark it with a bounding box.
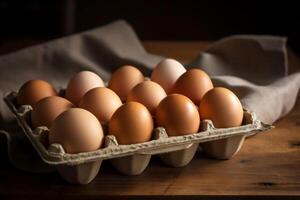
[108,65,144,101]
[155,94,200,136]
[17,80,57,106]
[151,58,186,94]
[109,102,153,145]
[199,87,243,128]
[172,69,213,105]
[65,71,105,105]
[31,96,74,129]
[79,87,122,125]
[49,108,104,154]
[127,81,166,115]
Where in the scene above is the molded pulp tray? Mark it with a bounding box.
[4,92,273,184]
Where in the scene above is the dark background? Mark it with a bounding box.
[0,0,299,53]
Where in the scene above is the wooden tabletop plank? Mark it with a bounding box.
[0,41,299,199]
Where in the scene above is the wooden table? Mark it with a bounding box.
[0,41,300,199]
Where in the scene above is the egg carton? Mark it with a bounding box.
[4,92,273,184]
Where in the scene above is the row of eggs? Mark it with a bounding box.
[17,58,243,154]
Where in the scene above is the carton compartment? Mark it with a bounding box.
[3,92,273,184]
[202,135,245,159]
[57,160,102,184]
[111,154,151,175]
[160,143,199,167]
[200,110,253,159]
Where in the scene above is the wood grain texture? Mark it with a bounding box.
[0,41,299,199]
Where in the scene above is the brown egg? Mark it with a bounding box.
[155,94,200,136]
[127,81,167,115]
[109,102,153,145]
[31,96,74,129]
[79,87,122,125]
[17,80,57,106]
[108,65,144,101]
[172,69,213,105]
[49,108,104,154]
[151,58,186,94]
[65,71,105,105]
[199,87,243,128]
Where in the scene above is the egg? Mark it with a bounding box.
[172,69,213,105]
[17,80,57,106]
[108,102,153,145]
[65,71,105,105]
[155,94,200,136]
[79,87,122,125]
[49,108,104,154]
[151,58,186,94]
[31,96,74,129]
[127,81,166,115]
[108,65,144,101]
[199,87,243,128]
